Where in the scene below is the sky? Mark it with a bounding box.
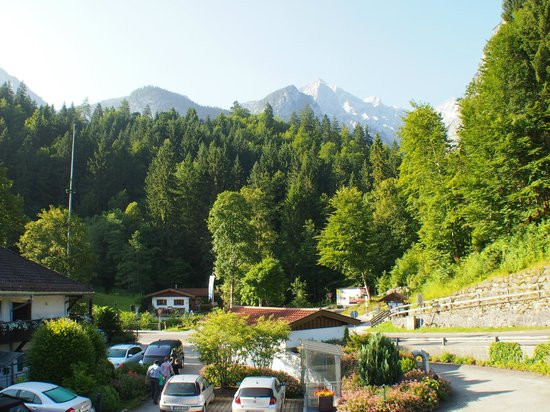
[1,0,502,110]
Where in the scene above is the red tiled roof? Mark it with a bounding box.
[229,306,320,325]
[0,248,93,294]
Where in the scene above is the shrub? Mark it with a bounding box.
[439,352,456,363]
[402,368,428,382]
[28,318,94,384]
[119,311,138,331]
[113,369,149,402]
[94,358,115,385]
[341,353,358,377]
[93,306,123,342]
[62,363,97,397]
[533,343,550,364]
[82,324,107,363]
[95,385,120,412]
[489,342,524,365]
[139,311,153,330]
[399,357,417,374]
[344,332,372,353]
[246,317,290,368]
[358,333,402,386]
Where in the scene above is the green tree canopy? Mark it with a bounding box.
[241,257,287,306]
[18,206,96,283]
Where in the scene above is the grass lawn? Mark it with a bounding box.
[93,290,141,310]
[370,321,550,334]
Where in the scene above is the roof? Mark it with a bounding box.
[3,382,57,392]
[0,248,93,295]
[167,374,200,383]
[379,292,406,303]
[229,306,360,328]
[0,351,24,368]
[145,288,210,298]
[108,344,141,350]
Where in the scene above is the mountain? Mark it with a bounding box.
[244,79,405,144]
[436,98,460,144]
[100,86,227,119]
[242,85,323,120]
[0,67,46,106]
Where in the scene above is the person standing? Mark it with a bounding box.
[171,357,181,375]
[146,360,162,404]
[160,356,174,381]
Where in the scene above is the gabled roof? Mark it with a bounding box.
[0,248,93,295]
[229,306,361,328]
[145,288,210,298]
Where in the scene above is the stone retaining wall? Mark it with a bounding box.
[393,266,550,328]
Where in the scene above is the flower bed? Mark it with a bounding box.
[338,369,451,412]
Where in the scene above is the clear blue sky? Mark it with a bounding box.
[1,0,502,109]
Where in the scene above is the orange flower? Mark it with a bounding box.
[314,388,335,397]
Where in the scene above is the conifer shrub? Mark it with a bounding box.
[357,333,402,386]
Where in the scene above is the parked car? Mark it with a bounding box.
[0,394,32,412]
[107,344,144,368]
[232,376,285,412]
[0,382,94,412]
[140,340,184,367]
[159,374,214,412]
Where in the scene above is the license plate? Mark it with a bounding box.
[171,407,188,411]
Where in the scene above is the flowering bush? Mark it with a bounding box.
[113,369,148,402]
[338,369,451,412]
[314,388,335,397]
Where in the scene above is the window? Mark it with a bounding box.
[156,299,167,306]
[42,387,76,403]
[129,347,142,356]
[174,299,185,306]
[18,391,41,404]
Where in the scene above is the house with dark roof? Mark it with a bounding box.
[230,306,360,348]
[145,288,216,313]
[0,248,93,387]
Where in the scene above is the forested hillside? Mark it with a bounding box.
[0,0,547,306]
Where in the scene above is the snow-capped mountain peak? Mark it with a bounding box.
[364,96,381,107]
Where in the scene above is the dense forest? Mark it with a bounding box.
[0,0,547,305]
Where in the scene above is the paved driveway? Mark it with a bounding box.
[432,363,550,411]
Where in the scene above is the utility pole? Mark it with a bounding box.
[66,124,76,257]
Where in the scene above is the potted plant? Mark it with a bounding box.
[314,388,335,411]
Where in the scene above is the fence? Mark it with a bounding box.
[389,283,550,318]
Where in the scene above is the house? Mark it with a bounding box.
[145,288,215,313]
[378,291,407,310]
[229,306,361,348]
[0,248,93,388]
[336,287,367,306]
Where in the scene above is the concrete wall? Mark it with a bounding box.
[393,266,550,329]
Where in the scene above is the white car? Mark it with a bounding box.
[232,376,285,412]
[159,374,215,412]
[0,382,94,412]
[107,344,144,368]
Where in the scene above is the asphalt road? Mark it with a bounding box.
[432,363,550,411]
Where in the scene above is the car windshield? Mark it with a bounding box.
[43,387,77,403]
[240,388,273,397]
[164,383,197,396]
[107,348,127,357]
[145,346,171,356]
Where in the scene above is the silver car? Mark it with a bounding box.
[159,374,215,412]
[0,382,94,412]
[107,344,144,368]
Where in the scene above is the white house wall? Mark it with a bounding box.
[151,296,190,312]
[31,295,67,319]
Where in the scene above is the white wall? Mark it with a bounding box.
[31,295,66,319]
[271,350,302,379]
[151,296,189,312]
[286,325,349,348]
